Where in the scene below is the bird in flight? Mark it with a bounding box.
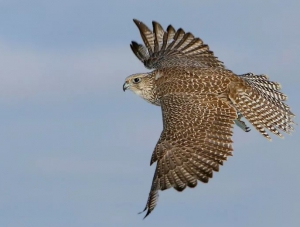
[123,19,295,218]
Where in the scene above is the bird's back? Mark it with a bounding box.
[154,67,239,97]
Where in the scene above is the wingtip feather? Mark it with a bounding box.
[133,18,141,25]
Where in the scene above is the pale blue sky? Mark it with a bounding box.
[0,0,299,226]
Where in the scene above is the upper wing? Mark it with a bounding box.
[131,19,225,70]
[140,93,237,218]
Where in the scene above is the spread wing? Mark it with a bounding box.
[131,19,225,70]
[140,93,237,218]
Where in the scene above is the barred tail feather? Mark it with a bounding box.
[229,78,295,140]
[239,73,294,115]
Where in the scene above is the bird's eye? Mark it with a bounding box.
[133,78,141,84]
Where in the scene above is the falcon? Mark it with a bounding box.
[123,19,295,218]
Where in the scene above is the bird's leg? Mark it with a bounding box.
[234,113,251,132]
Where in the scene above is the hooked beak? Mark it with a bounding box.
[123,82,130,91]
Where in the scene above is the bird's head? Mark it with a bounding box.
[123,73,152,94]
[123,72,157,104]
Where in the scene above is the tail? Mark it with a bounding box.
[229,73,295,140]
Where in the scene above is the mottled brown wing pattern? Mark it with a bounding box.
[131,19,225,70]
[140,94,237,218]
[153,67,236,98]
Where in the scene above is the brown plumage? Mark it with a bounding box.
[123,19,295,218]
